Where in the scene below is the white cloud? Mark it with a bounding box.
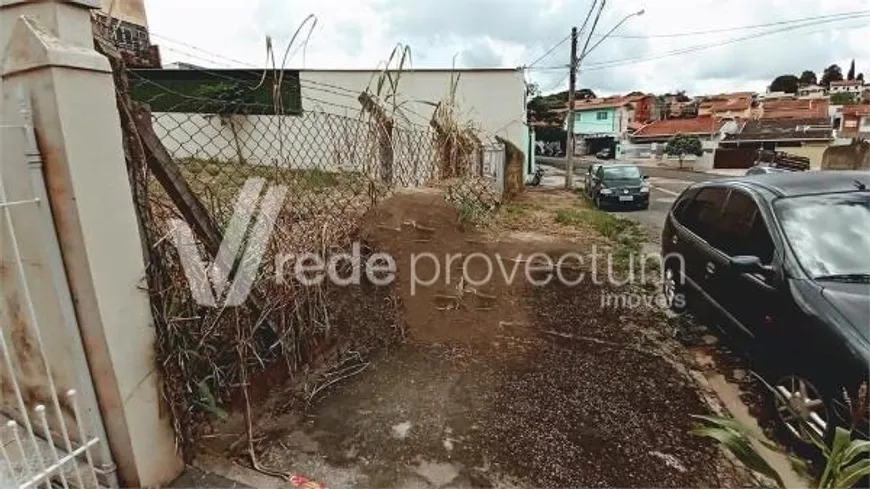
[144,0,870,96]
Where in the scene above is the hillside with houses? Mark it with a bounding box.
[530,63,870,171]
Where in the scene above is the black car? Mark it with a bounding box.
[596,148,614,160]
[589,163,650,210]
[746,162,800,176]
[661,171,870,443]
[584,163,603,197]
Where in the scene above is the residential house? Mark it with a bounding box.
[666,101,697,118]
[93,0,161,67]
[697,92,755,119]
[625,116,739,164]
[837,105,870,139]
[761,97,829,119]
[762,91,792,100]
[719,117,833,169]
[830,80,864,95]
[567,94,657,155]
[798,84,827,98]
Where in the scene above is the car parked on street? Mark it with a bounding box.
[745,161,805,176]
[584,163,603,197]
[589,163,650,210]
[661,171,870,443]
[745,164,790,176]
[595,148,614,160]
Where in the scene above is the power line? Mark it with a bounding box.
[525,32,572,68]
[151,32,258,67]
[582,15,870,72]
[603,9,870,38]
[159,44,238,69]
[528,13,870,73]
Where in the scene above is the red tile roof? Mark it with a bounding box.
[723,117,831,142]
[699,93,753,113]
[572,94,651,110]
[841,104,870,117]
[762,98,829,119]
[632,116,724,137]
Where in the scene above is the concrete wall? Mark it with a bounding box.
[1,2,182,486]
[822,140,870,170]
[153,69,526,180]
[301,69,526,151]
[784,144,828,170]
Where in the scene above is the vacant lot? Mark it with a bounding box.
[201,188,752,488]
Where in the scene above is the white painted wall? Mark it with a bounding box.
[301,69,527,149]
[152,69,527,179]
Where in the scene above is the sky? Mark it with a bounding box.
[144,0,870,97]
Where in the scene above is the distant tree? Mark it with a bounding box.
[848,59,856,80]
[577,88,596,100]
[770,74,799,94]
[526,82,541,99]
[858,73,865,82]
[527,96,562,125]
[799,70,817,86]
[665,134,703,169]
[820,64,844,87]
[627,91,645,96]
[664,90,692,102]
[830,92,856,105]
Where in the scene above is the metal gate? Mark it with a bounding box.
[0,94,115,488]
[481,141,506,200]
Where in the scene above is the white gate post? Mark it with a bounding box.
[0,1,184,487]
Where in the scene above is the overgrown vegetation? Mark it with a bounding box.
[693,380,870,489]
[453,195,495,230]
[554,204,646,267]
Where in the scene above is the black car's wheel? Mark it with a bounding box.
[639,202,650,210]
[663,262,688,314]
[769,372,833,446]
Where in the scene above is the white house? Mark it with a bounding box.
[798,84,826,98]
[299,68,527,151]
[830,80,864,95]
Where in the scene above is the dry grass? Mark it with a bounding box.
[487,189,612,246]
[127,41,503,463]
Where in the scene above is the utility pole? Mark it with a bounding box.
[564,26,578,189]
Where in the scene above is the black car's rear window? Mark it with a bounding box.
[774,192,870,278]
[602,166,641,179]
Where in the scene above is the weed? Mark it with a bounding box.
[503,201,528,216]
[454,197,493,230]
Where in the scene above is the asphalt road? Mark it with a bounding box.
[536,156,721,245]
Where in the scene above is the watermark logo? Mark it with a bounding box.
[599,291,686,311]
[168,178,687,309]
[169,178,287,307]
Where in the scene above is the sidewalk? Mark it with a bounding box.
[607,158,746,177]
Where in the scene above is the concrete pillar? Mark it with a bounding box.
[1,1,183,486]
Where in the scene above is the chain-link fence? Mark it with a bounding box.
[102,46,508,456]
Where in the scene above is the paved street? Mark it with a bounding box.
[536,156,720,244]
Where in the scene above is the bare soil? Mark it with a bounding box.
[200,188,754,488]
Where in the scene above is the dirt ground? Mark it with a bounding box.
[200,188,754,488]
